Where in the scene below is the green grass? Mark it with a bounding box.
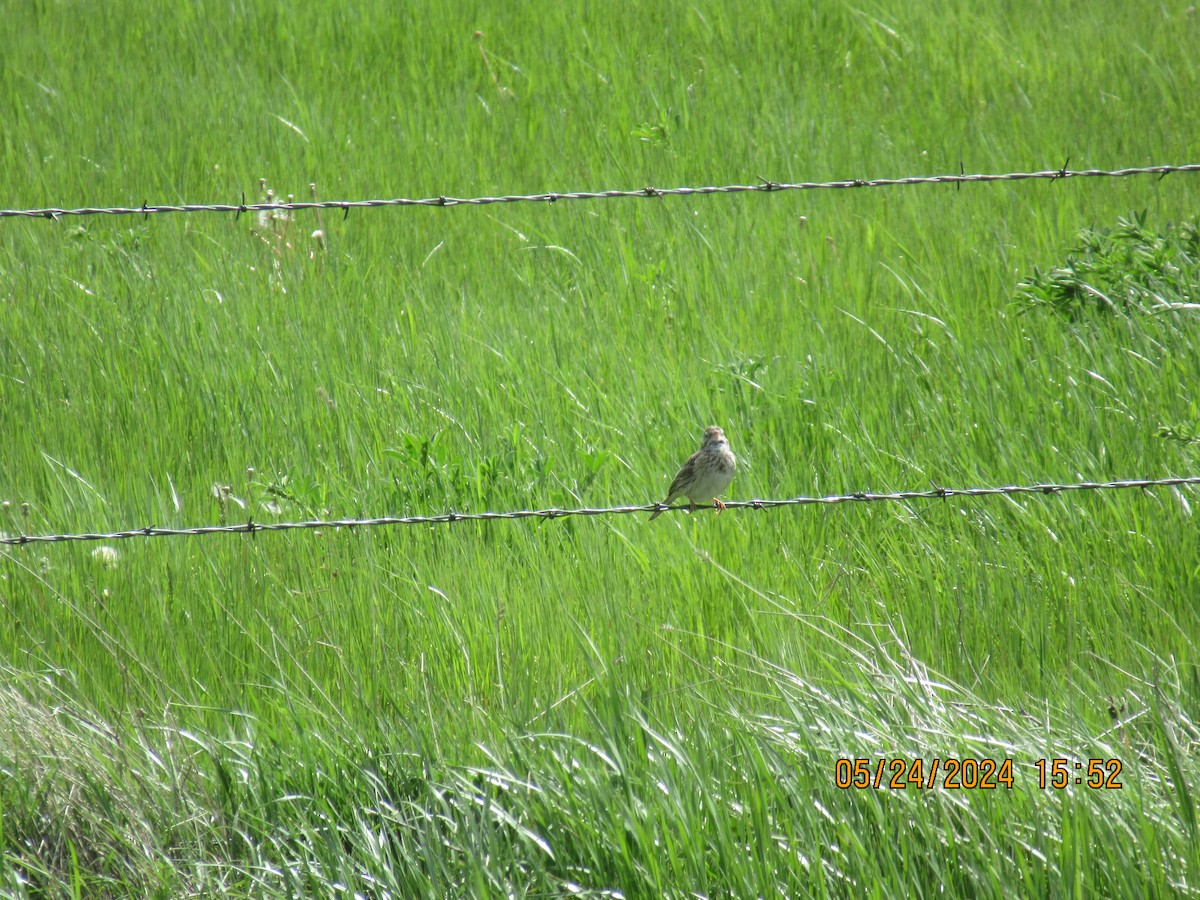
[2,0,1200,894]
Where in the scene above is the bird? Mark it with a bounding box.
[649,425,737,520]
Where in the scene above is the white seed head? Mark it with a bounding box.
[91,545,120,568]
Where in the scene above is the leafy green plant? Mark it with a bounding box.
[1157,422,1200,445]
[1015,211,1200,316]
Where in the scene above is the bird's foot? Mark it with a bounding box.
[712,498,727,514]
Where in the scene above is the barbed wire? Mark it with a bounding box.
[2,476,1196,547]
[2,163,1197,221]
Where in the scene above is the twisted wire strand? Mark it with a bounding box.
[2,164,1197,220]
[3,476,1196,547]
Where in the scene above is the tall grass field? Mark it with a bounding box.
[2,1,1200,895]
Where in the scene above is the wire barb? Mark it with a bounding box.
[2,475,1196,547]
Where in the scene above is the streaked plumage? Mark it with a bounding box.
[649,426,737,520]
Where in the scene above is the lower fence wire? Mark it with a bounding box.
[2,475,1197,546]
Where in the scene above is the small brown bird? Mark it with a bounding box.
[649,425,737,520]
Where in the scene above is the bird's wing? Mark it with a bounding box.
[663,453,699,500]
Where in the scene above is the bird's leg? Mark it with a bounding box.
[712,498,727,514]
[688,501,698,514]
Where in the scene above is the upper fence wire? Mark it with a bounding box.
[2,163,1198,221]
[2,476,1197,547]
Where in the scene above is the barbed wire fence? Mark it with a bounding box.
[2,476,1197,547]
[1,162,1197,221]
[3,162,1198,549]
